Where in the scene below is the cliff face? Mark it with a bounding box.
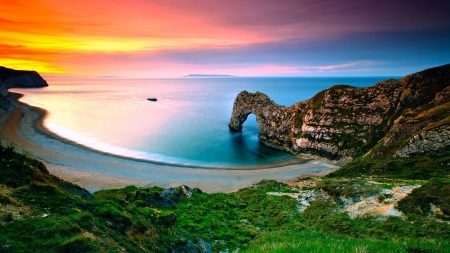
[229,64,450,159]
[0,80,8,97]
[0,66,48,90]
[0,66,48,111]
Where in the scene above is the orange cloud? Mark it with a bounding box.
[2,0,448,76]
[0,0,272,74]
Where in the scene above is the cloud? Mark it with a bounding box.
[1,0,449,75]
[307,61,377,72]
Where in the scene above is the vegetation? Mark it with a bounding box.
[1,142,450,252]
[330,154,450,179]
[0,143,190,252]
[242,230,448,253]
[397,177,450,219]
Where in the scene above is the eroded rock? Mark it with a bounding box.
[229,64,450,159]
[0,66,48,91]
[0,66,48,112]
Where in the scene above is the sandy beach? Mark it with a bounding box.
[0,93,341,193]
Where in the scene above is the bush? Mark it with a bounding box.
[397,178,450,218]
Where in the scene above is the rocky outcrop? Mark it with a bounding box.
[0,80,14,112]
[0,66,48,90]
[229,91,293,150]
[229,64,450,159]
[0,66,48,112]
[395,125,450,157]
[0,80,8,97]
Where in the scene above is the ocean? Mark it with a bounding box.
[12,77,394,168]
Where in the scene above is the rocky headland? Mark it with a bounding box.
[0,66,48,112]
[229,64,450,160]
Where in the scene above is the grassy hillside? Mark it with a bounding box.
[1,142,450,252]
[0,143,196,252]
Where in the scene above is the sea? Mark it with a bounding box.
[12,77,395,168]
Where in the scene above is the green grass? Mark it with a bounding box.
[398,177,450,219]
[0,143,50,188]
[241,230,450,253]
[0,142,187,252]
[330,154,450,179]
[2,142,450,252]
[101,178,450,252]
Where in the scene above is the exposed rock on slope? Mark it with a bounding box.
[229,64,450,159]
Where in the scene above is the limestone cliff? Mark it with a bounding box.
[0,66,48,111]
[229,64,450,159]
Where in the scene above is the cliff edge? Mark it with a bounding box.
[229,64,450,159]
[0,66,48,111]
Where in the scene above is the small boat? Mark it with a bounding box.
[147,98,157,101]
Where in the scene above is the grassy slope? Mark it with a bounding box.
[0,143,193,253]
[330,154,450,180]
[2,142,450,252]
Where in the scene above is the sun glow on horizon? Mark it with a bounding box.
[0,59,65,74]
[1,0,449,76]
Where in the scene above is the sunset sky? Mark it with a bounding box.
[1,0,450,77]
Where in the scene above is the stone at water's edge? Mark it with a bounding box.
[229,64,450,159]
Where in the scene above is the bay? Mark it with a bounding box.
[12,76,395,168]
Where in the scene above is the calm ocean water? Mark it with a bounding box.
[12,77,395,168]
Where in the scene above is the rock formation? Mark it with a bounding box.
[395,125,450,158]
[0,66,48,111]
[229,64,450,159]
[0,80,8,97]
[0,66,48,94]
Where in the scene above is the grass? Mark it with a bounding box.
[242,230,450,253]
[397,177,450,219]
[97,178,450,252]
[330,154,450,180]
[0,142,186,252]
[316,179,382,202]
[0,143,50,188]
[2,142,450,252]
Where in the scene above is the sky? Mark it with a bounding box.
[1,0,450,77]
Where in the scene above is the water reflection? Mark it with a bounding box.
[12,77,392,168]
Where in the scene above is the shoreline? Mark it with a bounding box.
[0,92,341,192]
[15,92,308,170]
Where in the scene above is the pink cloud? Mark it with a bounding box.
[307,61,379,72]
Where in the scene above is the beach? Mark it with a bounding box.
[0,93,341,193]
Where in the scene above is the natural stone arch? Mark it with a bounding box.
[228,91,294,150]
[227,65,450,160]
[228,91,274,131]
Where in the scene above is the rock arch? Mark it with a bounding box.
[228,91,273,131]
[228,91,293,150]
[227,65,450,159]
